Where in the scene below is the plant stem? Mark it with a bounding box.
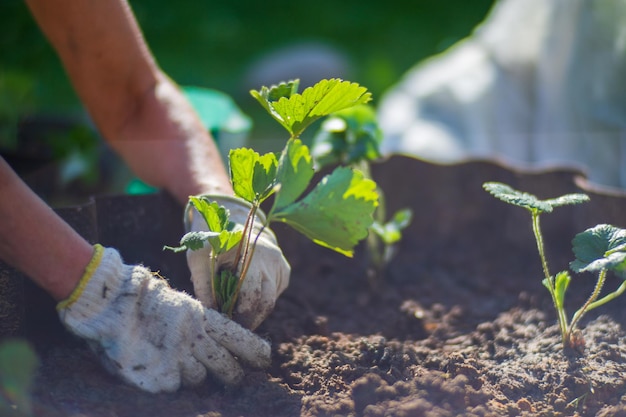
[236,223,264,294]
[357,159,386,288]
[241,204,259,270]
[210,254,218,305]
[531,211,551,282]
[568,269,607,336]
[531,210,568,344]
[226,203,260,318]
[585,279,626,311]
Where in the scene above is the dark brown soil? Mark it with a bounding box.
[9,157,626,416]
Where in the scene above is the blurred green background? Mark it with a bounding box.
[1,0,495,119]
[0,0,495,201]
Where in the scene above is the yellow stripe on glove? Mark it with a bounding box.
[56,244,105,311]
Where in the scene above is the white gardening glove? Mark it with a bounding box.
[57,244,270,393]
[186,195,290,330]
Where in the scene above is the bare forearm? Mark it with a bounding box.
[0,158,93,301]
[108,74,233,204]
[25,0,233,204]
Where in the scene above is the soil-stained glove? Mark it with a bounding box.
[186,195,290,330]
[57,244,271,393]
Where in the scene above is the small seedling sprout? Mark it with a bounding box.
[311,104,413,288]
[483,182,626,352]
[166,79,379,317]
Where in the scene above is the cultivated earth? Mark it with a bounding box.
[13,157,626,416]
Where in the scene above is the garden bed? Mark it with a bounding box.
[11,156,626,416]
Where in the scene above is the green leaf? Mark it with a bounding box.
[252,153,279,202]
[554,271,571,310]
[210,230,243,254]
[213,269,239,314]
[606,242,626,256]
[272,138,315,211]
[164,231,211,252]
[169,229,243,254]
[482,182,589,213]
[483,182,552,212]
[255,79,300,102]
[229,148,278,203]
[166,198,243,254]
[250,80,300,131]
[251,78,372,137]
[229,149,257,202]
[312,105,382,168]
[189,197,230,232]
[570,224,626,278]
[543,193,591,208]
[272,166,378,256]
[370,208,413,245]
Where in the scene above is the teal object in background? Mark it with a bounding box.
[126,177,158,195]
[183,86,252,140]
[126,87,252,195]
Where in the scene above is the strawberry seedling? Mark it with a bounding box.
[483,182,626,352]
[167,79,379,317]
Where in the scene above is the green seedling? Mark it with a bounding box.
[312,104,412,288]
[167,79,379,317]
[483,182,626,352]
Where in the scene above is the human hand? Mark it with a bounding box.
[57,245,270,393]
[186,195,291,330]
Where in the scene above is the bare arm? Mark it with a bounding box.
[24,0,232,204]
[4,0,232,300]
[0,157,93,300]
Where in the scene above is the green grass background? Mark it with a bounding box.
[0,0,495,200]
[1,0,494,127]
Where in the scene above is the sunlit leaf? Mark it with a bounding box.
[272,139,315,211]
[252,152,279,202]
[229,148,278,203]
[211,230,243,253]
[229,148,257,202]
[370,208,413,245]
[251,78,372,137]
[189,197,230,232]
[483,182,589,214]
[554,271,571,310]
[272,167,378,256]
[312,105,382,168]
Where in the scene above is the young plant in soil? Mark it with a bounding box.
[311,104,412,289]
[167,79,379,317]
[483,182,626,352]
